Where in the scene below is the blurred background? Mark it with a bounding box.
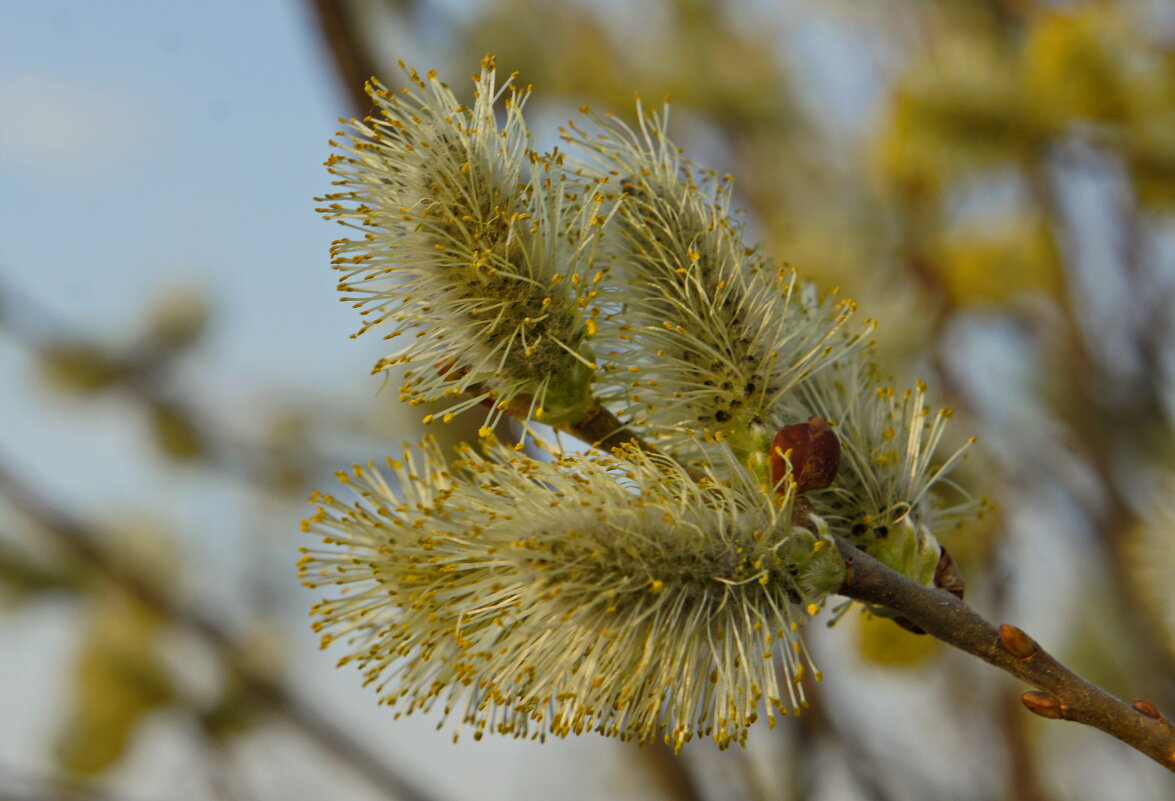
[2,1,1174,799]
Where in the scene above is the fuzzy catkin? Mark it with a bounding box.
[318,57,609,431]
[307,58,983,751]
[300,439,844,750]
[563,103,869,460]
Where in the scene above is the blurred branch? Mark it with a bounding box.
[0,276,321,495]
[305,0,382,117]
[637,744,706,801]
[798,678,899,801]
[1022,155,1175,708]
[0,538,79,596]
[835,538,1175,773]
[998,690,1055,801]
[0,456,447,801]
[985,555,1056,801]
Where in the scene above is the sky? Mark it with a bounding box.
[0,0,376,499]
[0,0,379,362]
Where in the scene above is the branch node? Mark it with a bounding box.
[1132,699,1165,721]
[1021,691,1066,720]
[998,624,1040,660]
[836,536,1175,772]
[933,546,965,599]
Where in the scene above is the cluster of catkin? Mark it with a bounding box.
[301,57,978,750]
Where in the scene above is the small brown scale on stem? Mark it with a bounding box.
[1133,699,1165,721]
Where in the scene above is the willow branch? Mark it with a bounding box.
[0,457,447,801]
[558,401,660,456]
[834,537,1175,773]
[636,743,706,801]
[305,0,382,117]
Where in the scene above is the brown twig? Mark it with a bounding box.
[636,743,707,801]
[557,401,659,456]
[834,537,1175,773]
[0,457,447,801]
[0,277,320,496]
[1023,153,1175,711]
[304,0,382,118]
[562,399,1175,774]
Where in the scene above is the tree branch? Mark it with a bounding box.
[834,537,1175,773]
[304,0,381,118]
[558,401,661,456]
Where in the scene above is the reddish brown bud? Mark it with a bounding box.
[1021,691,1065,719]
[933,547,965,599]
[771,417,840,495]
[999,625,1040,660]
[1132,699,1164,721]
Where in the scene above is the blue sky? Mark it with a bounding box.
[0,1,389,503]
[0,0,350,369]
